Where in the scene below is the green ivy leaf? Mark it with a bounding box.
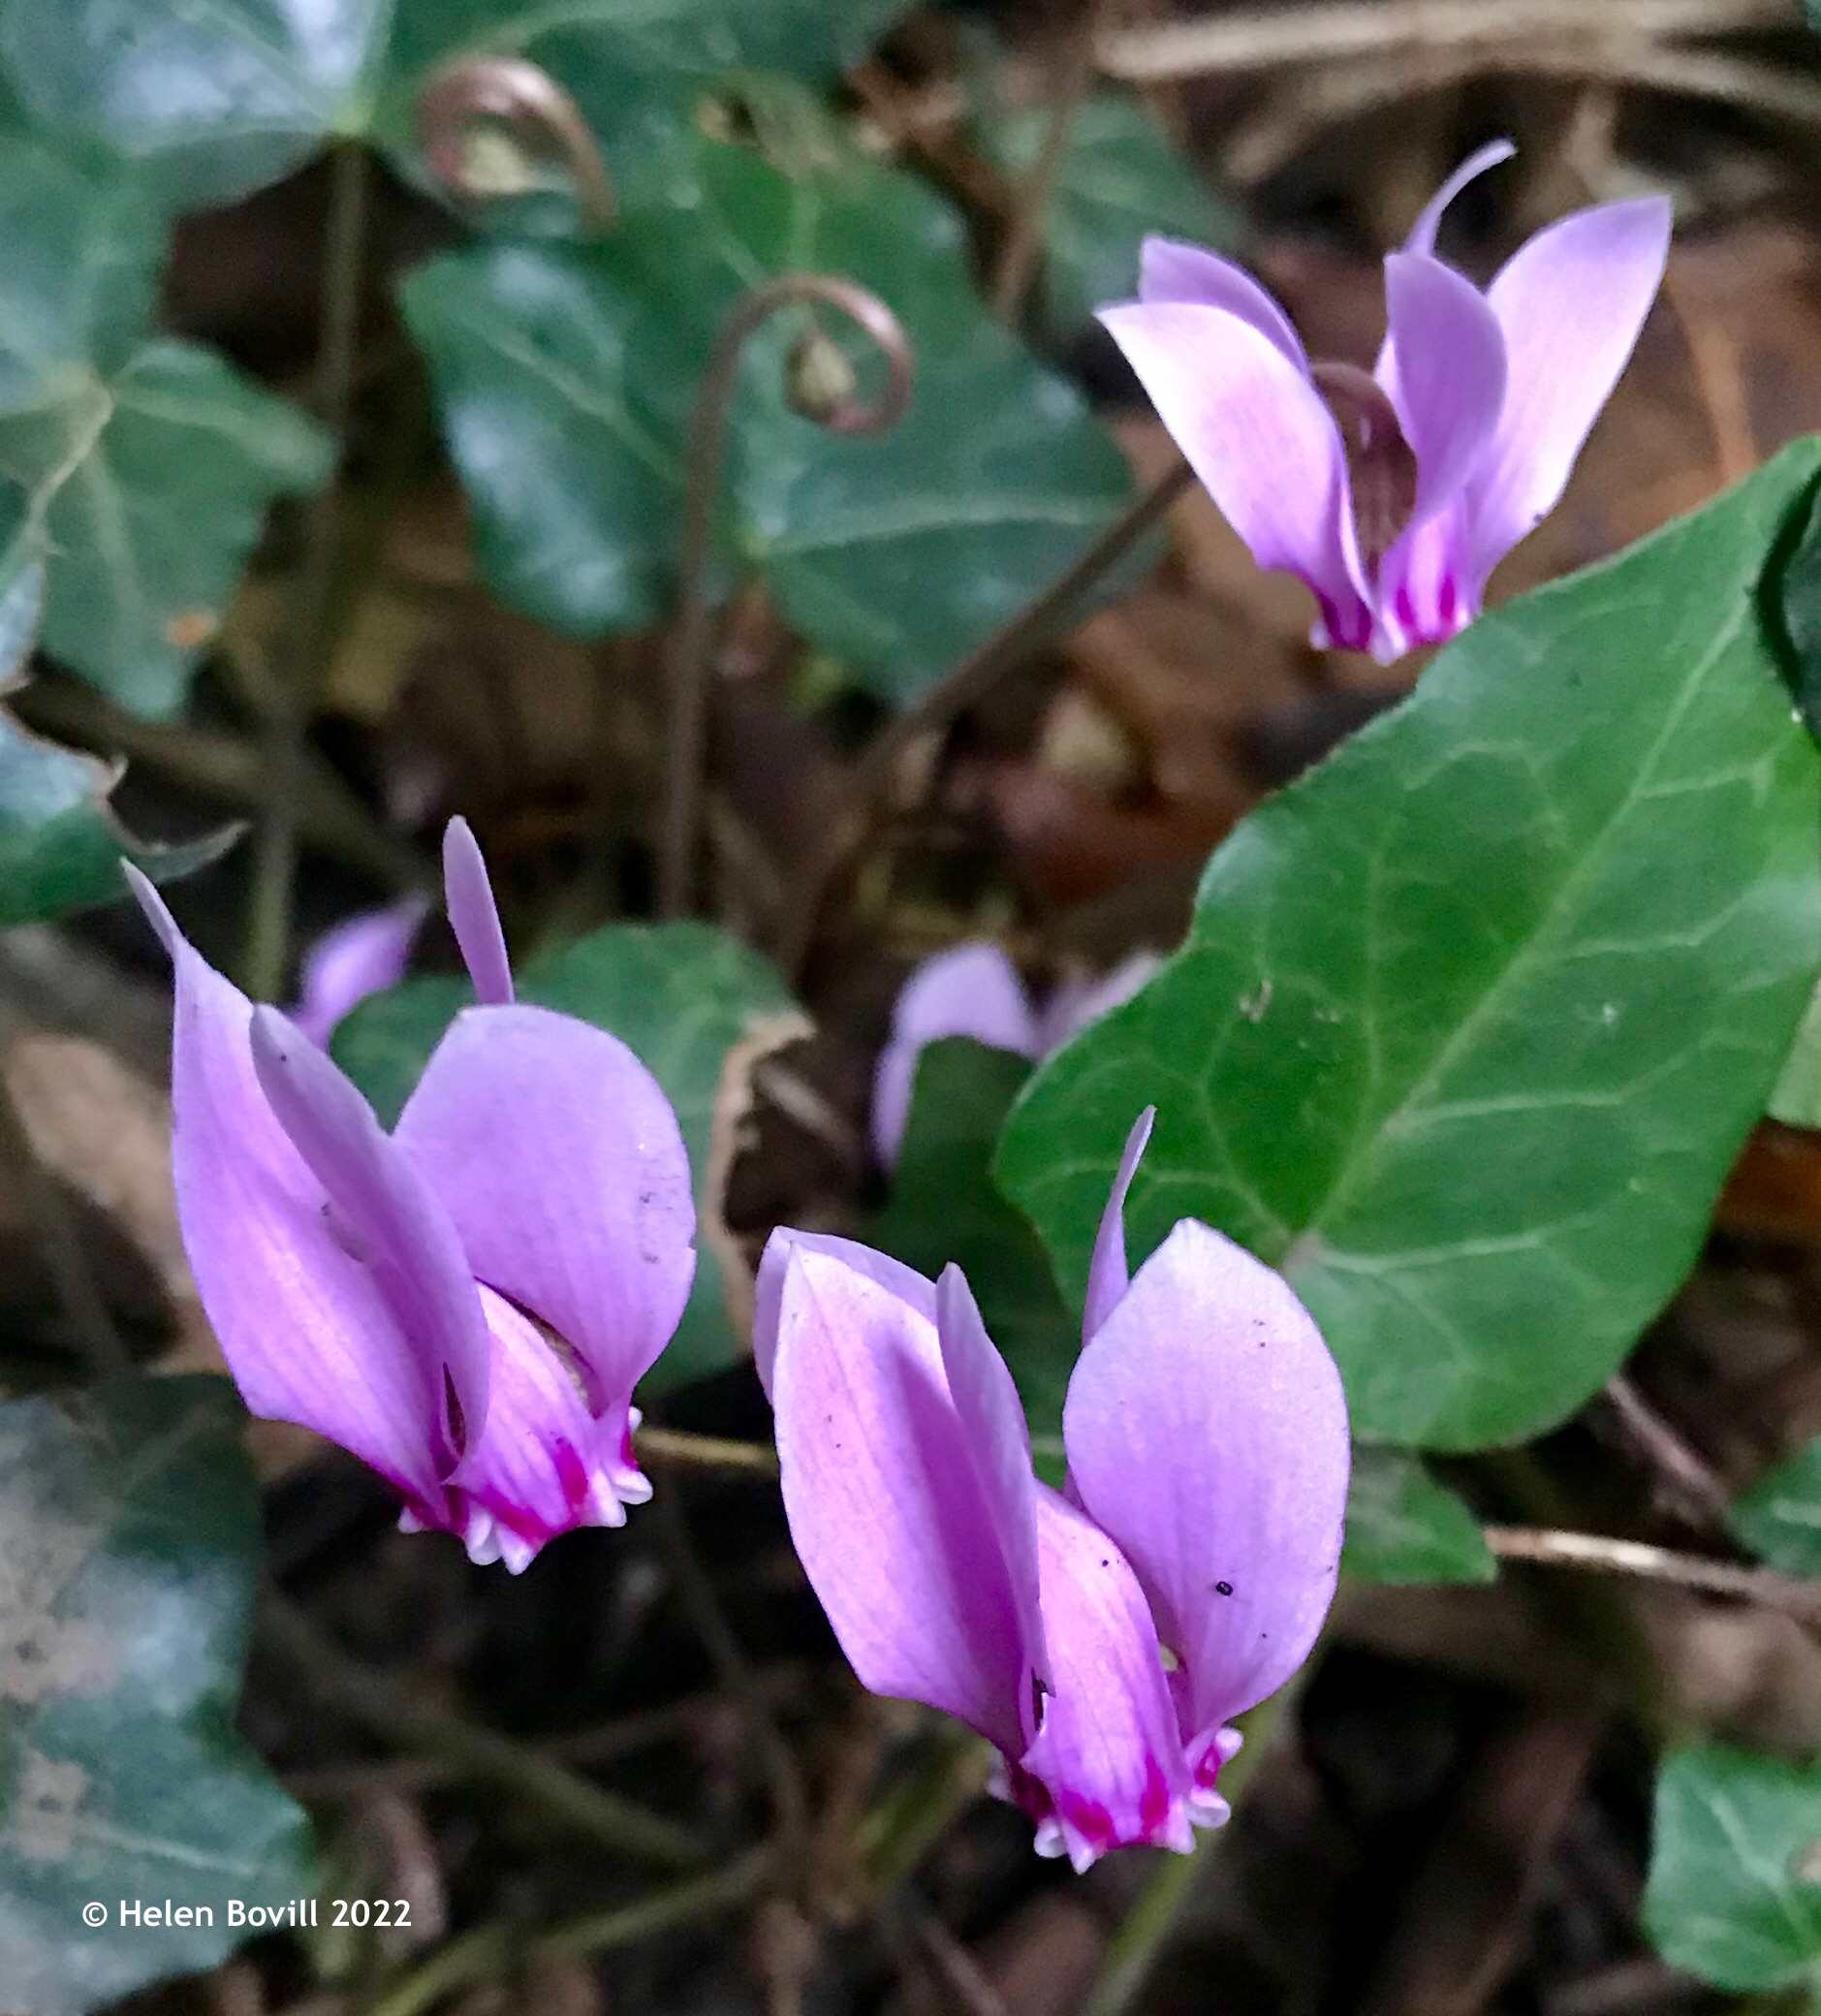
[1644,1745,1821,1992]
[998,447,1821,1451]
[872,1038,1078,1457]
[0,341,333,718]
[1342,1447,1495,1586]
[0,1375,314,2016]
[0,0,916,211]
[0,487,238,923]
[1733,1437,1821,1576]
[402,130,1134,704]
[332,923,805,1391]
[977,89,1241,346]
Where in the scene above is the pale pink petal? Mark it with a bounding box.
[125,867,473,1505]
[1371,253,1507,650]
[872,943,1042,1169]
[1399,139,1516,257]
[1467,195,1672,581]
[1137,236,1308,369]
[394,1004,695,1418]
[412,1286,649,1572]
[1083,1109,1155,1342]
[248,1007,494,1477]
[443,816,514,1006]
[291,896,428,1048]
[770,1244,1029,1758]
[937,1265,1047,1698]
[752,1227,935,1397]
[1034,952,1162,1055]
[1063,1221,1350,1748]
[1010,1488,1197,1872]
[1098,300,1373,651]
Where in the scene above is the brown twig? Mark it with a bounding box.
[417,56,616,231]
[261,1592,706,1867]
[361,1847,773,2016]
[989,4,1112,324]
[636,1425,780,1478]
[0,1055,130,1377]
[1483,1527,1821,1625]
[1602,1374,1732,1528]
[777,456,1192,980]
[1094,0,1795,81]
[652,1490,809,1863]
[243,139,370,1002]
[656,276,915,920]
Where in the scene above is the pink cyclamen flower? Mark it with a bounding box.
[872,942,1160,1169]
[128,819,696,1572]
[1099,142,1672,660]
[756,1112,1349,1869]
[289,895,429,1048]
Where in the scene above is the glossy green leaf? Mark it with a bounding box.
[403,131,1134,703]
[0,340,332,717]
[977,89,1240,345]
[0,487,238,923]
[1342,1447,1495,1586]
[872,1038,1077,1454]
[1644,1744,1821,1991]
[0,0,915,211]
[333,923,804,1391]
[0,1375,314,2016]
[999,447,1821,1451]
[1733,1438,1821,1576]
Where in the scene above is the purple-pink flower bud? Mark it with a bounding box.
[755,1113,1350,1869]
[129,819,697,1571]
[1099,142,1671,661]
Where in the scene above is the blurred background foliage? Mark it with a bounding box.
[12,3,1821,2014]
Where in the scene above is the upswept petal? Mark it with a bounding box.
[1098,300,1372,650]
[1137,236,1307,369]
[292,896,427,1047]
[1467,195,1672,580]
[872,942,1041,1169]
[1369,498,1480,659]
[1378,252,1507,525]
[443,816,514,1007]
[770,1244,1029,1758]
[1083,1108,1155,1342]
[1399,138,1516,257]
[393,1003,695,1418]
[753,1227,936,1396]
[249,1007,494,1475]
[1014,1488,1196,1871]
[126,869,468,1505]
[1034,951,1162,1055]
[937,1266,1047,1702]
[1063,1220,1349,1744]
[405,1286,648,1573]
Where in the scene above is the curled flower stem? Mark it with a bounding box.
[262,1592,706,1867]
[417,56,616,232]
[656,275,916,921]
[777,454,1193,981]
[1484,1527,1821,1625]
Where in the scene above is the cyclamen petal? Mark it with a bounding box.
[765,1124,1346,1870]
[1064,1220,1350,1748]
[1102,142,1666,659]
[133,823,695,1571]
[393,1003,695,1426]
[290,895,427,1048]
[873,945,1161,1169]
